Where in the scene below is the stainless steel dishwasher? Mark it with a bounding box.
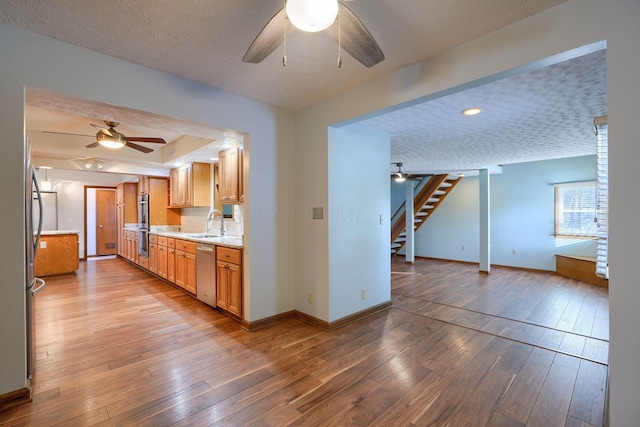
[196,243,217,307]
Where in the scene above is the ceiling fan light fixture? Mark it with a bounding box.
[96,130,126,149]
[392,162,406,183]
[286,0,339,32]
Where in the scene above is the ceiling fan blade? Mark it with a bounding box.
[243,8,294,63]
[125,141,154,153]
[84,142,100,148]
[42,130,94,137]
[326,3,385,68]
[126,137,166,144]
[90,122,110,131]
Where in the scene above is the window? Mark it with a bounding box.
[554,181,597,238]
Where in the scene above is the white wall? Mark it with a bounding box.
[294,1,639,423]
[0,21,295,396]
[327,124,390,321]
[402,156,597,270]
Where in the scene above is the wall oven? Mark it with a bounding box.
[137,194,149,257]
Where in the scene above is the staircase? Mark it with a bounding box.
[391,174,462,255]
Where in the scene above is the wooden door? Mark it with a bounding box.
[216,260,229,310]
[96,189,117,256]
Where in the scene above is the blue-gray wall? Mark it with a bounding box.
[395,155,597,271]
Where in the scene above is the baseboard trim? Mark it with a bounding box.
[242,301,394,333]
[241,310,296,331]
[325,300,393,331]
[0,387,31,412]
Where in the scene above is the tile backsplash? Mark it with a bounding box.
[180,206,244,236]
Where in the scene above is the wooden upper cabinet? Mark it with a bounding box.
[149,178,180,226]
[169,162,210,208]
[219,146,242,204]
[138,175,150,195]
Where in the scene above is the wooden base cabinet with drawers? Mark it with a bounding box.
[175,239,196,294]
[216,246,242,317]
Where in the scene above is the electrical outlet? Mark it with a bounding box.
[312,207,323,220]
[40,241,47,249]
[361,288,366,299]
[307,293,313,304]
[512,249,518,255]
[461,245,466,251]
[379,214,384,225]
[67,218,73,224]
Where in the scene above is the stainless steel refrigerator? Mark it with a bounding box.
[25,143,45,379]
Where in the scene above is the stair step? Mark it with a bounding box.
[427,197,440,203]
[433,189,446,195]
[391,249,396,254]
[414,218,423,223]
[391,243,402,248]
[421,205,434,210]
[395,237,406,243]
[439,182,452,188]
[416,212,428,217]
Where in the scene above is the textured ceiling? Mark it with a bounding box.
[0,0,566,111]
[364,49,608,174]
[3,0,605,177]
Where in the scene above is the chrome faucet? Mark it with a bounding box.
[206,209,225,237]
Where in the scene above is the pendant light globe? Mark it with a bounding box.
[286,0,339,32]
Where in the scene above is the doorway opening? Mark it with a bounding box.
[84,186,117,260]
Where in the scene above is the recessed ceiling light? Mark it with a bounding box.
[209,157,219,161]
[462,107,482,116]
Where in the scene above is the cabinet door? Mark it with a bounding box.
[157,245,167,278]
[216,260,229,310]
[175,250,187,289]
[117,206,125,257]
[167,247,175,283]
[227,263,242,317]
[185,252,196,294]
[149,243,158,273]
[169,168,179,207]
[219,147,238,203]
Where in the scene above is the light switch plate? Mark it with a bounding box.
[312,207,323,220]
[40,241,47,249]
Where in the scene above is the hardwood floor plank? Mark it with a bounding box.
[446,367,516,427]
[0,257,609,427]
[412,337,511,426]
[496,347,556,424]
[568,360,607,426]
[525,360,579,427]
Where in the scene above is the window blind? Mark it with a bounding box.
[594,115,608,279]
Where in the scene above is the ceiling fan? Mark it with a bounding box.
[43,120,167,153]
[243,0,384,68]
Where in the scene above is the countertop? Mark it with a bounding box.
[151,231,243,249]
[41,230,79,235]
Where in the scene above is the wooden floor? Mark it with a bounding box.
[0,257,608,426]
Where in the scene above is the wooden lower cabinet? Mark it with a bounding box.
[216,247,242,317]
[148,235,158,274]
[175,239,196,294]
[123,230,139,264]
[167,246,175,282]
[34,233,79,276]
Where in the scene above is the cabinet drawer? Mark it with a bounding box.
[216,246,242,264]
[157,236,167,246]
[166,238,175,248]
[175,239,196,254]
[138,256,149,269]
[149,234,158,244]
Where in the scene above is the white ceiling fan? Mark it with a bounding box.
[243,0,384,68]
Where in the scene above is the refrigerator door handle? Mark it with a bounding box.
[32,166,43,253]
[30,277,46,295]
